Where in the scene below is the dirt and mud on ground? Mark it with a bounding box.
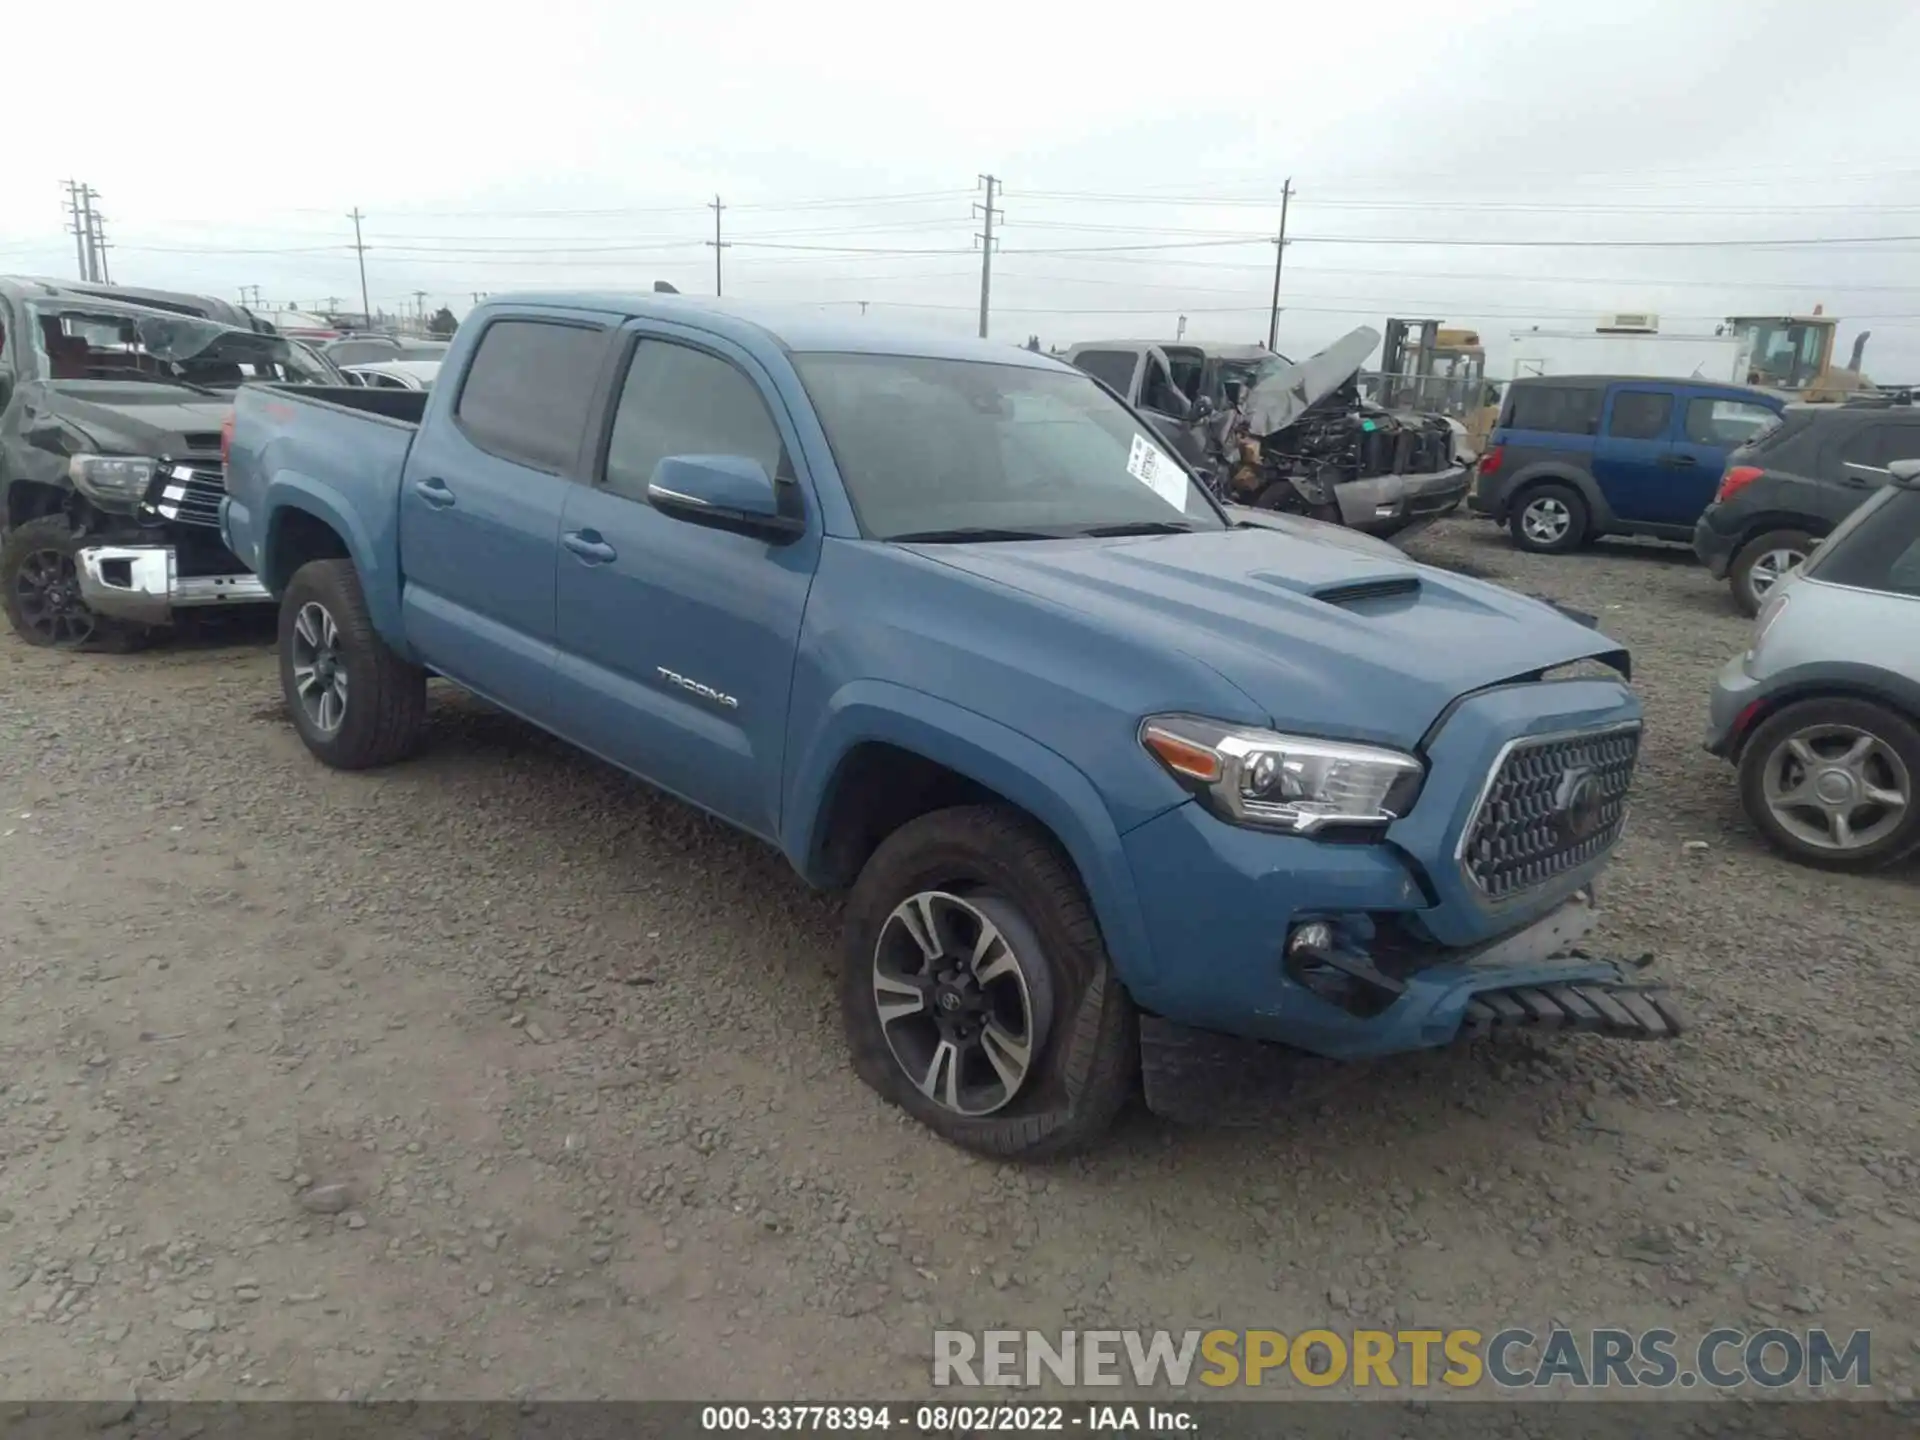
[1,516,1916,1404]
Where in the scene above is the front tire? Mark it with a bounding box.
[1508,483,1588,554]
[278,559,427,770]
[0,515,153,652]
[1738,697,1920,871]
[1729,528,1814,617]
[840,805,1136,1159]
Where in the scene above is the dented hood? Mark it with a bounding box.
[1241,325,1380,436]
[909,525,1628,749]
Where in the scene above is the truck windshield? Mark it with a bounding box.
[28,303,332,387]
[794,354,1227,541]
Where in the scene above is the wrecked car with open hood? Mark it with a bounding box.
[1217,326,1470,535]
[0,279,342,649]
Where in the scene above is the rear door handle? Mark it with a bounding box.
[412,477,456,509]
[563,529,618,565]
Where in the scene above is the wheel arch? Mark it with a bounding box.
[1728,510,1834,554]
[784,682,1157,988]
[1727,666,1920,763]
[1505,464,1615,532]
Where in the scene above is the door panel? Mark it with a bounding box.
[399,425,571,716]
[1590,387,1677,523]
[397,317,609,717]
[550,332,820,839]
[1666,392,1780,524]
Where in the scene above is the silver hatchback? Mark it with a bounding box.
[1706,459,1920,870]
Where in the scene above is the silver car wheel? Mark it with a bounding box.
[1761,723,1911,852]
[1747,547,1807,600]
[871,890,1045,1117]
[1522,496,1571,545]
[290,601,349,735]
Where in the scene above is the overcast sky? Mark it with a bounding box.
[5,0,1920,377]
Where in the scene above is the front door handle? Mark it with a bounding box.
[563,529,618,565]
[1659,455,1698,467]
[412,477,456,509]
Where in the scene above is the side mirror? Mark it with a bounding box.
[1891,459,1920,486]
[648,454,803,540]
[1191,395,1216,421]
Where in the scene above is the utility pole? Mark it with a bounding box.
[858,301,869,317]
[1265,178,1293,353]
[1177,314,1188,341]
[412,291,429,329]
[706,195,728,296]
[471,291,489,306]
[86,194,111,283]
[63,181,90,280]
[974,174,1002,340]
[78,186,100,281]
[348,209,372,328]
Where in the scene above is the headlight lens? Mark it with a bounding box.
[1140,714,1425,834]
[67,454,158,507]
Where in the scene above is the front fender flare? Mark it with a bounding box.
[782,681,1158,988]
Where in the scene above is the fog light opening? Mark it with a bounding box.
[1284,918,1405,1019]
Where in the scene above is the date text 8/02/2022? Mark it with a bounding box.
[930,1327,1873,1390]
[698,1405,1197,1432]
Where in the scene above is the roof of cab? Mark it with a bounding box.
[481,291,1066,369]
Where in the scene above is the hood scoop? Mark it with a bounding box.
[1312,574,1423,612]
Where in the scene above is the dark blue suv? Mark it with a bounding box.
[1469,375,1785,554]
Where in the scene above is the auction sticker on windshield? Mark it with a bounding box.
[1127,434,1187,508]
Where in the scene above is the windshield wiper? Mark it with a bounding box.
[888,527,1064,543]
[1076,520,1197,537]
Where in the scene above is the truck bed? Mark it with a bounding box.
[222,382,429,618]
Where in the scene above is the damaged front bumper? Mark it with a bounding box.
[1334,463,1470,536]
[76,545,271,627]
[1138,892,1685,1123]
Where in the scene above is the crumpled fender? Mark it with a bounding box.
[781,679,1156,987]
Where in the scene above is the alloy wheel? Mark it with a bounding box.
[290,601,349,734]
[1522,497,1571,545]
[1746,547,1806,602]
[870,890,1050,1117]
[11,548,96,646]
[1761,723,1910,853]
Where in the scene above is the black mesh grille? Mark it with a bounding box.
[1463,726,1639,900]
[151,458,226,530]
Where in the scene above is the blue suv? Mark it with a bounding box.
[1470,375,1785,554]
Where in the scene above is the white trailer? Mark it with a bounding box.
[1508,328,1754,384]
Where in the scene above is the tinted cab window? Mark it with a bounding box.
[1803,483,1920,597]
[455,320,606,472]
[1503,383,1603,438]
[1606,390,1674,441]
[603,341,785,501]
[1071,349,1138,397]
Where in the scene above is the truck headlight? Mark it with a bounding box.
[68,455,158,508]
[1140,715,1425,834]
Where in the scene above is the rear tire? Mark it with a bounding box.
[1508,483,1588,554]
[1729,528,1814,617]
[840,805,1136,1159]
[1737,696,1920,871]
[278,559,427,770]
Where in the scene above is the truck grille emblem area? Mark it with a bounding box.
[1462,726,1639,900]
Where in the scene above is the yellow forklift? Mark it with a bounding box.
[1724,307,1874,403]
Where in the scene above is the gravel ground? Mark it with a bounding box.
[1,514,1916,1404]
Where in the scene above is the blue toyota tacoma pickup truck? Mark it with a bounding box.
[221,294,1683,1157]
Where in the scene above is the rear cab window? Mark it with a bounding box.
[454,319,607,473]
[1502,383,1603,437]
[1070,349,1138,398]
